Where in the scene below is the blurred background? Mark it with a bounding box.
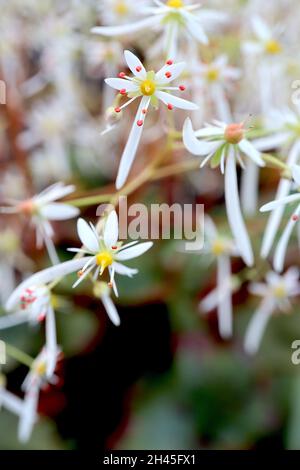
[1,0,300,450]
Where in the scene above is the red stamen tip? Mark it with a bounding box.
[137,120,144,127]
[108,282,113,288]
[292,215,299,221]
[114,107,121,113]
[120,88,126,95]
[118,72,126,78]
[166,59,173,65]
[135,66,142,72]
[179,85,186,91]
[111,246,118,250]
[142,108,147,114]
[167,103,173,110]
[165,71,172,78]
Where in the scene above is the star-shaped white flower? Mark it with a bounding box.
[105,50,198,188]
[0,182,80,265]
[69,210,153,295]
[245,267,300,355]
[242,16,283,57]
[183,117,265,266]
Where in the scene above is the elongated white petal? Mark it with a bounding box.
[77,218,99,253]
[252,133,289,151]
[217,255,233,339]
[0,312,29,329]
[0,389,24,416]
[249,282,269,297]
[260,194,300,212]
[116,96,150,189]
[273,204,300,272]
[156,90,198,110]
[104,78,139,92]
[5,258,92,311]
[115,242,153,261]
[124,50,147,79]
[238,139,265,167]
[45,306,57,377]
[18,386,39,443]
[183,118,221,156]
[91,16,159,37]
[182,11,208,44]
[104,211,119,249]
[37,184,76,205]
[252,16,271,41]
[244,297,275,355]
[225,149,254,266]
[155,62,185,84]
[112,261,138,277]
[241,159,259,216]
[40,203,79,221]
[101,294,120,326]
[292,165,300,186]
[194,126,225,138]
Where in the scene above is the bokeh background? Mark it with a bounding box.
[1,0,300,450]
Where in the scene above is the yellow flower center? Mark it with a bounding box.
[96,251,113,273]
[273,283,286,299]
[211,239,226,256]
[167,0,184,7]
[140,79,156,96]
[35,361,47,376]
[206,67,219,82]
[225,123,245,144]
[265,39,282,55]
[113,1,129,16]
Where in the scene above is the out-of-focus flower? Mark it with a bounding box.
[242,16,283,57]
[0,183,80,265]
[98,0,150,26]
[260,165,300,272]
[105,50,198,188]
[183,117,265,266]
[93,281,120,326]
[92,0,227,58]
[199,216,239,339]
[0,375,24,425]
[245,267,300,355]
[68,211,153,294]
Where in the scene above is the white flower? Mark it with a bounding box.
[199,216,239,339]
[19,348,60,443]
[0,182,80,265]
[92,1,227,58]
[260,165,300,273]
[245,267,300,355]
[183,117,265,266]
[93,281,120,326]
[0,285,58,375]
[98,0,150,26]
[242,16,283,57]
[105,50,198,188]
[0,375,24,420]
[69,211,153,295]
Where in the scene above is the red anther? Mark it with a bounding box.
[77,270,83,277]
[292,214,299,221]
[166,59,173,65]
[38,313,46,322]
[167,103,173,110]
[111,246,118,250]
[118,72,126,78]
[137,120,143,126]
[119,88,126,95]
[179,85,186,91]
[135,66,142,72]
[108,282,113,288]
[165,71,172,78]
[114,107,121,113]
[142,108,147,114]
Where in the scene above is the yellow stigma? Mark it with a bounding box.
[96,251,113,273]
[140,79,156,96]
[211,239,226,256]
[35,361,47,376]
[265,39,282,55]
[273,283,286,299]
[113,1,129,16]
[206,67,219,82]
[167,0,184,7]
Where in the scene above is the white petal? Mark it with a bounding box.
[40,203,79,220]
[0,312,29,329]
[101,294,120,326]
[112,261,138,277]
[116,97,150,189]
[77,218,99,253]
[104,211,119,248]
[115,241,153,261]
[249,282,269,297]
[204,215,218,239]
[183,118,221,156]
[91,16,158,37]
[0,389,24,416]
[273,204,300,273]
[292,165,300,186]
[240,159,259,216]
[244,297,275,355]
[252,133,289,151]
[37,184,76,205]
[238,139,265,167]
[217,255,233,339]
[252,16,271,41]
[156,90,198,110]
[45,306,57,377]
[124,50,147,79]
[155,62,185,84]
[18,386,39,443]
[225,149,254,266]
[5,258,92,311]
[260,194,300,212]
[182,11,209,44]
[104,78,139,92]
